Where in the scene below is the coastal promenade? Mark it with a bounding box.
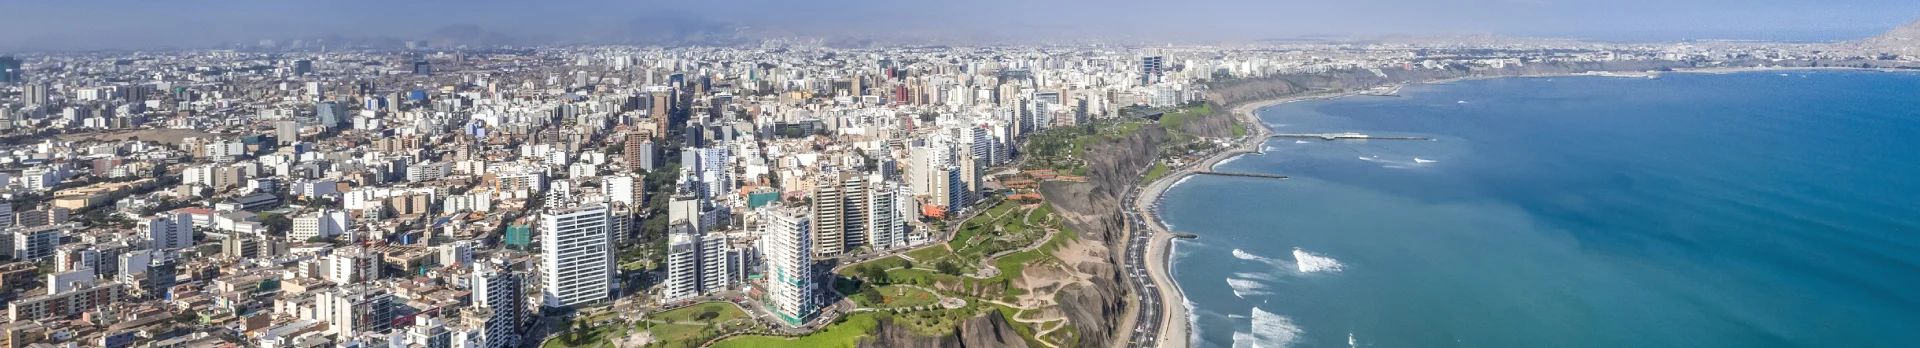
[1121,95,1299,348]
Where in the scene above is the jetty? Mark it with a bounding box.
[1192,171,1289,180]
[1269,133,1433,141]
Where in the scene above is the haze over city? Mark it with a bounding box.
[4,0,1920,49]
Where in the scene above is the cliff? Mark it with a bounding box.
[858,311,1033,348]
[1040,126,1171,348]
[1207,60,1694,107]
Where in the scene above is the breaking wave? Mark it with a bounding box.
[1292,248,1344,273]
[1251,307,1303,347]
[1226,278,1270,298]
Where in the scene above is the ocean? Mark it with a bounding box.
[1160,71,1920,348]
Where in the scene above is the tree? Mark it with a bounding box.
[859,265,890,284]
[259,213,293,236]
[860,285,885,304]
[935,261,962,276]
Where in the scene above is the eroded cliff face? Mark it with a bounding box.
[858,311,1034,348]
[1040,126,1171,348]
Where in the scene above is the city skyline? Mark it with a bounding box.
[3,0,1920,50]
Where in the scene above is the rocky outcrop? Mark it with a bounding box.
[857,311,1032,348]
[1040,126,1169,348]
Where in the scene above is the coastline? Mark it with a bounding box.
[1131,64,1903,348]
[1131,90,1344,348]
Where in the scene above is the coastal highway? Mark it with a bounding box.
[1121,191,1165,348]
[1121,102,1278,348]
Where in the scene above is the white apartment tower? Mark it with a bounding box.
[663,225,701,301]
[471,262,523,348]
[866,179,912,250]
[760,204,815,325]
[539,203,612,307]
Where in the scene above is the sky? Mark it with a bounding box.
[1,0,1917,50]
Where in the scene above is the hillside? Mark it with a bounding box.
[1859,19,1920,55]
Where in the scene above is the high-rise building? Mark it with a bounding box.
[471,262,524,348]
[315,101,346,128]
[293,59,313,76]
[539,203,612,307]
[413,61,433,76]
[1141,56,1164,85]
[625,134,656,172]
[603,175,641,207]
[0,56,20,83]
[698,233,730,292]
[328,246,381,284]
[866,179,912,250]
[8,226,61,261]
[317,284,395,336]
[760,204,815,325]
[811,174,868,256]
[663,224,700,300]
[22,83,49,106]
[141,213,193,250]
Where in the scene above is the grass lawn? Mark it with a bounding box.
[904,246,953,262]
[646,323,711,348]
[542,323,616,348]
[650,302,748,324]
[855,285,940,309]
[1144,160,1169,182]
[1232,122,1249,137]
[712,312,882,348]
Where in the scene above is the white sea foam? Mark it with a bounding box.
[1186,298,1203,345]
[1414,158,1437,164]
[1232,249,1274,263]
[1349,332,1358,348]
[1251,307,1303,347]
[1233,272,1277,281]
[1226,278,1269,298]
[1294,140,1309,144]
[1232,332,1257,348]
[1293,248,1344,273]
[1217,156,1243,167]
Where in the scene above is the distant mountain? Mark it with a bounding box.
[1857,19,1920,55]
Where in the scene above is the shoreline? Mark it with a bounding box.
[1129,64,1889,347]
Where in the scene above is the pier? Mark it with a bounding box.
[1270,133,1433,141]
[1192,171,1289,180]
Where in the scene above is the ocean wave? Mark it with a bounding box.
[1293,248,1344,273]
[1294,140,1309,144]
[1251,307,1303,348]
[1233,272,1278,281]
[1232,249,1275,264]
[1227,278,1270,298]
[1217,155,1243,167]
[1414,157,1437,164]
[1186,298,1203,345]
[1233,331,1257,348]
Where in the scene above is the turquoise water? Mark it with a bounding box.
[1161,71,1920,348]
